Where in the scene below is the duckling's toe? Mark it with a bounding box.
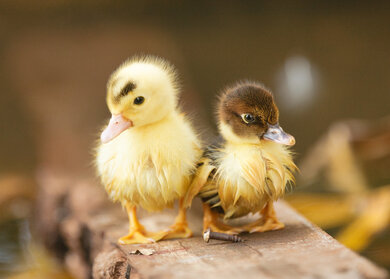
[163,222,193,240]
[205,220,244,235]
[118,230,168,244]
[246,219,285,233]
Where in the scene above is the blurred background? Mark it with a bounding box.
[1,1,390,278]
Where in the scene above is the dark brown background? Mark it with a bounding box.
[1,1,390,176]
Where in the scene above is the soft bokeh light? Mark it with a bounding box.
[276,55,318,110]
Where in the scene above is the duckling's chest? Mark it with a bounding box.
[213,142,292,217]
[99,133,161,179]
[96,125,199,210]
[215,144,267,199]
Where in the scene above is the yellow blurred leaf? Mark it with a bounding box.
[7,244,74,279]
[336,186,390,251]
[286,193,356,229]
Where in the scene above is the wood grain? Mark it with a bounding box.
[35,174,388,279]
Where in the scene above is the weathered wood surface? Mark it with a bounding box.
[35,173,388,279]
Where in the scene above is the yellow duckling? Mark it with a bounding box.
[185,81,297,234]
[96,56,202,244]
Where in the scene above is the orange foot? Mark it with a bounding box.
[163,222,193,240]
[118,226,168,244]
[203,203,243,235]
[244,218,285,233]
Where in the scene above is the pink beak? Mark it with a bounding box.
[101,114,133,143]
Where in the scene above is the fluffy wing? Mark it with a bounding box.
[183,157,215,208]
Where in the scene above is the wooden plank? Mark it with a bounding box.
[35,174,388,279]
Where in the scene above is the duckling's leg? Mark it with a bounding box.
[163,198,193,240]
[119,203,168,244]
[242,201,285,233]
[203,203,243,234]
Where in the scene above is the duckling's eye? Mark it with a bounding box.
[241,114,255,124]
[134,96,145,105]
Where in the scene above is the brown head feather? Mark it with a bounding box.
[217,81,279,139]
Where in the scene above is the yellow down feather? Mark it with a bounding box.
[197,140,296,219]
[95,56,202,212]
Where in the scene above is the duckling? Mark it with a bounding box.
[96,56,202,244]
[184,81,297,234]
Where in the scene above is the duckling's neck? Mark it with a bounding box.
[219,122,260,146]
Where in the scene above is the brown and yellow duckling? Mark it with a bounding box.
[185,81,297,234]
[96,56,202,244]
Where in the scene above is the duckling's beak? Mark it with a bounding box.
[262,124,295,146]
[101,114,133,143]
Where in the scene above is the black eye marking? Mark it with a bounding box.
[113,82,137,103]
[241,113,256,124]
[119,82,136,98]
[133,96,145,105]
